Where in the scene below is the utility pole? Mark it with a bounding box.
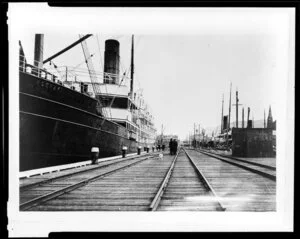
[221,94,224,134]
[232,89,242,128]
[242,107,245,128]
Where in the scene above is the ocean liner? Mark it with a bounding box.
[19,34,156,171]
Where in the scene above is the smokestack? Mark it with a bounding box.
[242,107,244,128]
[223,116,228,132]
[248,120,253,128]
[34,34,44,68]
[104,39,120,84]
[247,107,250,128]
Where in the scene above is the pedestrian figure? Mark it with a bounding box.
[173,139,178,155]
[162,144,165,151]
[169,138,173,155]
[158,144,161,151]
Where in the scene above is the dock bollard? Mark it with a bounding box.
[137,146,141,155]
[91,147,99,164]
[122,146,128,158]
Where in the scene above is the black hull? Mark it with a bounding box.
[20,72,149,171]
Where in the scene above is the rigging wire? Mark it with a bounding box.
[96,34,113,118]
[95,34,104,71]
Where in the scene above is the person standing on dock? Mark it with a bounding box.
[169,138,173,155]
[173,139,178,155]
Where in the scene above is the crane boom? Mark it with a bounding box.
[43,34,92,64]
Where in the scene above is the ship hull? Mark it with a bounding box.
[19,72,150,171]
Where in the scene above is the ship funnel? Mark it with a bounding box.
[104,39,120,84]
[34,34,44,68]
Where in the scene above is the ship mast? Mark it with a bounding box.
[226,82,232,147]
[264,109,266,128]
[228,82,232,130]
[221,94,224,134]
[130,35,134,98]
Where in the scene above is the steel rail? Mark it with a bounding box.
[149,149,181,211]
[197,149,276,170]
[183,148,226,211]
[195,149,276,181]
[20,155,156,211]
[20,153,155,192]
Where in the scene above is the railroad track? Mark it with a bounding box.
[21,148,275,211]
[150,148,226,211]
[199,149,276,170]
[20,153,157,210]
[185,149,276,211]
[23,153,174,211]
[20,153,152,191]
[22,149,226,211]
[195,149,276,181]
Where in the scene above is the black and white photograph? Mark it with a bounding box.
[7,3,294,236]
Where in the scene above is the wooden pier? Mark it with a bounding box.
[19,148,276,211]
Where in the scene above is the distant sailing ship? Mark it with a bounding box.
[19,34,156,171]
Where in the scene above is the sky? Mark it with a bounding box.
[15,6,293,140]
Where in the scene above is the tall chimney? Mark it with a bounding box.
[34,34,44,68]
[236,90,239,128]
[104,39,120,84]
[247,107,250,128]
[242,107,244,128]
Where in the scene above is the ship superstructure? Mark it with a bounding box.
[19,34,156,171]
